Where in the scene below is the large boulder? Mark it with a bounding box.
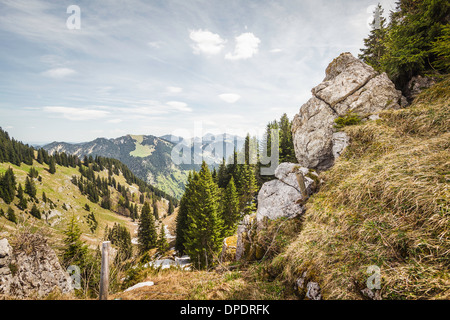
[256,163,316,222]
[292,52,406,171]
[236,163,318,261]
[0,236,73,298]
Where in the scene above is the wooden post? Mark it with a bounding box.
[99,241,110,300]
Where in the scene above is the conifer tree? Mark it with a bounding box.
[279,113,296,163]
[217,158,229,189]
[62,215,88,267]
[48,157,56,174]
[358,3,387,71]
[221,177,240,237]
[137,202,157,253]
[168,200,174,215]
[0,168,16,204]
[157,224,169,253]
[183,162,224,269]
[24,176,36,199]
[30,203,41,219]
[152,201,159,220]
[240,164,257,216]
[17,183,27,210]
[7,207,16,224]
[175,172,195,254]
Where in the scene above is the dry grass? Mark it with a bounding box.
[111,266,295,300]
[271,77,450,299]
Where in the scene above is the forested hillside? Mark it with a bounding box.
[0,128,177,298]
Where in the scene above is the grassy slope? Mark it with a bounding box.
[0,160,142,249]
[271,76,450,299]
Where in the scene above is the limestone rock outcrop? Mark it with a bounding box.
[0,236,73,298]
[256,163,317,222]
[236,163,318,261]
[292,52,407,171]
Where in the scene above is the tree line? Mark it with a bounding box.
[359,0,449,90]
[173,113,296,269]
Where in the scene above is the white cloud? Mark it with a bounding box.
[107,119,123,124]
[41,68,76,79]
[166,86,183,93]
[190,29,226,55]
[148,41,163,49]
[225,33,261,60]
[218,93,241,103]
[43,106,109,121]
[270,48,283,53]
[166,101,192,112]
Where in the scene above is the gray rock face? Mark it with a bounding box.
[404,75,437,102]
[292,52,406,171]
[294,271,322,300]
[0,237,73,298]
[0,239,12,278]
[235,212,256,261]
[256,163,316,223]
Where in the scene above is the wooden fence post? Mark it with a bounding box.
[99,241,110,300]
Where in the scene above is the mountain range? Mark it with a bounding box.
[43,133,245,199]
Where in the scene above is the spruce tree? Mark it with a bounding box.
[175,172,195,254]
[0,168,16,204]
[152,201,159,220]
[30,203,41,219]
[62,215,88,267]
[24,176,36,198]
[17,183,27,210]
[157,223,169,253]
[279,113,296,163]
[217,158,229,189]
[138,202,157,253]
[358,3,387,71]
[48,157,56,174]
[183,162,224,269]
[168,200,174,215]
[221,177,240,237]
[7,207,16,224]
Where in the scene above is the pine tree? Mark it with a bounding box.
[157,223,169,253]
[24,176,36,198]
[28,167,39,179]
[183,162,224,269]
[17,183,27,210]
[37,149,44,164]
[239,164,257,216]
[152,201,159,220]
[138,202,157,253]
[279,113,296,163]
[358,3,387,71]
[168,200,174,215]
[7,207,16,224]
[30,203,41,219]
[217,158,229,189]
[62,215,88,267]
[48,157,56,174]
[221,177,240,237]
[175,172,195,254]
[0,168,16,204]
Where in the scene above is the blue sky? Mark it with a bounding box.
[0,0,396,144]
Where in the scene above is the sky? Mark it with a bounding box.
[0,0,397,145]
